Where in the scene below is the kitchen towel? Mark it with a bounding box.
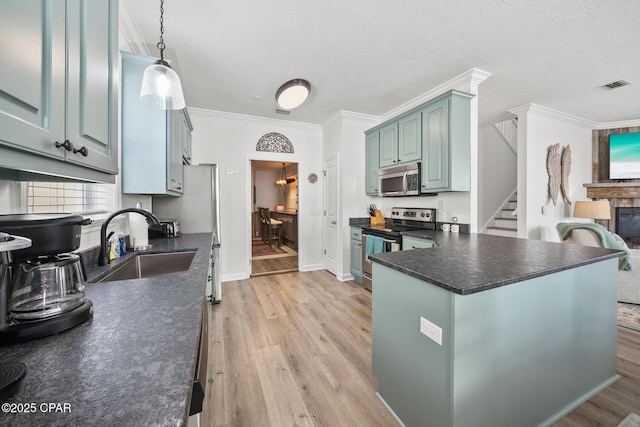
[365,235,386,261]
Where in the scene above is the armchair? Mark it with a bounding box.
[557,223,640,304]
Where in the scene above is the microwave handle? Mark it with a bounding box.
[403,172,408,194]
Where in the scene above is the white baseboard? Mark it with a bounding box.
[222,272,250,282]
[299,264,323,272]
[337,273,354,281]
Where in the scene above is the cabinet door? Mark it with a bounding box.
[65,0,118,173]
[365,132,380,196]
[121,52,169,194]
[350,238,363,280]
[0,1,66,159]
[403,236,436,250]
[167,110,184,193]
[398,111,421,164]
[379,123,399,168]
[421,98,449,191]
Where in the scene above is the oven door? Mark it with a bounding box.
[361,233,400,292]
[379,170,407,197]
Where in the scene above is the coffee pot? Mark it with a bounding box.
[0,217,93,345]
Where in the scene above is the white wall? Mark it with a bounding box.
[477,124,517,230]
[322,111,379,280]
[188,109,324,281]
[513,104,593,241]
[253,169,281,210]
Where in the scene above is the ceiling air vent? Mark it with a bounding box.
[603,80,631,89]
[275,109,291,115]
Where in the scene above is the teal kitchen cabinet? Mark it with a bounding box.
[364,90,473,195]
[402,235,436,250]
[350,227,363,283]
[379,111,421,168]
[379,123,398,168]
[365,131,380,196]
[421,91,472,193]
[0,0,119,182]
[121,52,193,196]
[397,111,422,164]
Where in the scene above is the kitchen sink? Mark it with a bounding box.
[97,251,196,283]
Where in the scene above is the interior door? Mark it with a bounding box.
[323,157,338,275]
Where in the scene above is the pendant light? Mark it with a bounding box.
[276,163,287,186]
[275,79,311,110]
[140,0,186,110]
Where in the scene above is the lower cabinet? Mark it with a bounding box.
[402,235,436,250]
[271,213,298,250]
[350,227,363,283]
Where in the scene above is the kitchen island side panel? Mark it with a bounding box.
[372,263,454,427]
[451,258,619,427]
[372,259,619,427]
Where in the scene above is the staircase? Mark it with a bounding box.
[486,194,518,237]
[485,118,518,238]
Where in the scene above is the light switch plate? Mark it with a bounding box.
[420,316,442,345]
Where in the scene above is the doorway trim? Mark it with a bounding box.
[322,155,339,275]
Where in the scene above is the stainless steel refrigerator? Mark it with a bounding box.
[153,164,222,303]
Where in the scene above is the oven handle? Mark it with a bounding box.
[402,171,408,194]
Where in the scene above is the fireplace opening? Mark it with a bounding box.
[615,207,640,238]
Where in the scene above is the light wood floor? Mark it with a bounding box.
[251,255,298,276]
[251,241,298,276]
[203,271,640,427]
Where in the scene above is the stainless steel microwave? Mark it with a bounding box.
[378,163,420,196]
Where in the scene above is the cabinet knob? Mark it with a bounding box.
[55,139,74,151]
[73,146,89,157]
[331,221,337,225]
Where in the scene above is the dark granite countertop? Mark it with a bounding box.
[369,232,625,295]
[0,233,212,426]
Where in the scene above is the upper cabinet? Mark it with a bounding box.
[421,92,471,193]
[0,0,118,182]
[121,52,193,196]
[364,90,473,195]
[365,132,380,196]
[378,111,422,168]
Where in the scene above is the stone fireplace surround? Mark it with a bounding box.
[588,126,640,246]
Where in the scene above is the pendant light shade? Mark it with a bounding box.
[276,163,287,186]
[140,60,186,110]
[139,0,186,110]
[276,79,311,110]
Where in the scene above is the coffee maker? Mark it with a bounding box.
[0,214,93,345]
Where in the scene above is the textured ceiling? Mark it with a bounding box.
[122,0,640,126]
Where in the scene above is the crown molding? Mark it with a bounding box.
[380,68,491,122]
[119,2,150,55]
[323,110,380,128]
[508,103,596,128]
[593,119,640,130]
[187,108,322,131]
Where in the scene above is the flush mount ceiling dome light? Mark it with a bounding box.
[140,0,186,110]
[275,79,311,110]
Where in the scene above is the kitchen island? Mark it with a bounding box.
[368,233,624,427]
[0,233,212,426]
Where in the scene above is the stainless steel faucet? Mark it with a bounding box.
[98,208,161,266]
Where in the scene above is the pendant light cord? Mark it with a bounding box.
[157,0,166,62]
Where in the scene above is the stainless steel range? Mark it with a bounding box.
[361,207,436,291]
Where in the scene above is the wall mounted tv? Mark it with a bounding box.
[610,132,640,179]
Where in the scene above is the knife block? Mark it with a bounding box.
[370,210,386,225]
